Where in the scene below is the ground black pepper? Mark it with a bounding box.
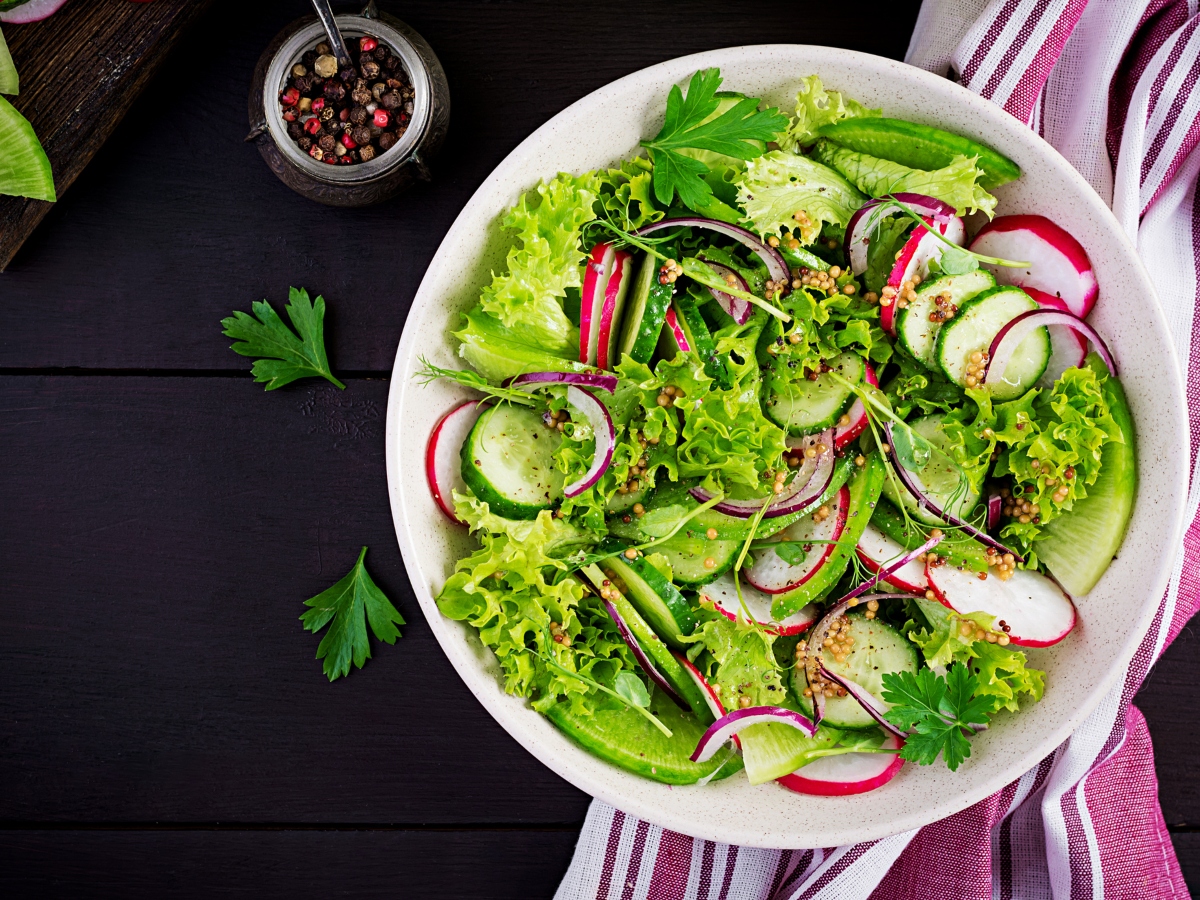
[278,34,415,166]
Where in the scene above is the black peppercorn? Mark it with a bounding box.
[293,74,312,93]
[318,133,336,153]
[384,55,400,71]
[381,91,402,110]
[361,60,381,79]
[385,77,404,90]
[302,50,317,66]
[359,49,374,62]
[359,144,376,162]
[324,81,345,102]
[339,66,358,83]
[378,131,397,152]
[375,44,391,57]
[297,135,313,151]
[351,86,372,105]
[315,42,330,55]
[319,106,335,122]
[287,120,304,140]
[351,125,371,146]
[348,106,368,126]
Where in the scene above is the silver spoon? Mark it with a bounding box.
[309,0,353,67]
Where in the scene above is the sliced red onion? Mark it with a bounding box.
[984,308,1118,387]
[987,494,1003,532]
[699,258,752,324]
[883,422,1025,563]
[663,307,690,353]
[602,598,688,710]
[688,429,835,518]
[845,194,959,275]
[505,371,618,394]
[635,218,789,285]
[690,705,817,763]
[563,385,616,497]
[818,666,908,740]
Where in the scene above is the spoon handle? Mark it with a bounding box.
[309,0,352,66]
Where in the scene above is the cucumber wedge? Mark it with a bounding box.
[897,269,995,369]
[739,721,842,785]
[618,253,674,364]
[459,403,563,519]
[0,95,55,201]
[1035,356,1137,595]
[764,351,865,436]
[601,549,699,649]
[673,293,732,389]
[651,531,740,587]
[880,414,981,527]
[936,286,1048,400]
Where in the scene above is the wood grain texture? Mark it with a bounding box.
[0,0,216,270]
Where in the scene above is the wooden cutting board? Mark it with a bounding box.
[0,0,215,270]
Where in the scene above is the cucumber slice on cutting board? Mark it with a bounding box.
[0,95,55,201]
[879,413,982,527]
[936,286,1048,400]
[1035,355,1137,596]
[764,351,864,436]
[618,252,674,364]
[897,269,995,369]
[459,403,563,520]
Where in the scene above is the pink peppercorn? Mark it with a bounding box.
[373,109,389,128]
[281,87,300,106]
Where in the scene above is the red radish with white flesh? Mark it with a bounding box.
[745,485,849,594]
[562,385,616,497]
[778,735,904,796]
[969,215,1098,317]
[983,308,1117,394]
[881,216,967,335]
[596,249,633,370]
[579,244,612,365]
[699,572,818,635]
[0,0,68,22]
[635,217,790,286]
[602,598,689,710]
[676,652,738,745]
[1022,288,1088,387]
[925,562,1076,647]
[663,307,690,353]
[691,429,835,519]
[425,401,482,524]
[845,193,959,276]
[856,524,927,594]
[690,706,817,763]
[700,258,752,324]
[830,361,877,450]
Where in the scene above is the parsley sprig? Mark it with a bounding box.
[881,666,993,771]
[222,287,344,390]
[640,68,786,210]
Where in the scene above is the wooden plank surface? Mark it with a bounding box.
[0,0,216,270]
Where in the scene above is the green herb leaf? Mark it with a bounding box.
[300,547,405,681]
[613,671,652,708]
[937,245,979,275]
[881,666,993,771]
[773,541,808,565]
[221,287,345,391]
[890,424,934,471]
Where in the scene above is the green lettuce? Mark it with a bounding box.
[595,157,663,231]
[477,171,600,353]
[681,601,789,708]
[777,75,880,151]
[863,215,913,295]
[884,352,967,419]
[811,139,996,218]
[454,308,593,383]
[737,150,866,245]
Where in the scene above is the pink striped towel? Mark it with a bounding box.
[555,2,1200,897]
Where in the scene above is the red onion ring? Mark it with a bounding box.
[505,371,618,394]
[688,429,835,518]
[983,308,1117,387]
[601,598,689,711]
[635,217,790,286]
[563,385,616,497]
[987,494,1003,532]
[818,666,908,740]
[690,705,817,763]
[699,259,752,324]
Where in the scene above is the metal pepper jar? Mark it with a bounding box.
[247,2,449,207]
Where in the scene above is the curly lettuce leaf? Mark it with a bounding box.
[863,215,913,295]
[477,171,600,353]
[811,139,996,218]
[777,75,880,152]
[454,308,596,383]
[737,150,866,245]
[681,601,788,708]
[595,157,664,231]
[884,352,967,419]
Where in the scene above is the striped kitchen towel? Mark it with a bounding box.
[555,1,1200,897]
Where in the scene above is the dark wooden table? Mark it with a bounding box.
[1,2,1197,896]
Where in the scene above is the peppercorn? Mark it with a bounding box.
[313,53,338,78]
[280,86,300,106]
[373,109,390,128]
[351,125,372,146]
[350,105,368,125]
[293,74,313,93]
[315,42,331,55]
[304,118,322,136]
[297,135,312,151]
[339,65,358,83]
[383,54,399,71]
[352,86,372,105]
[360,144,376,162]
[386,77,404,90]
[341,131,358,150]
[318,133,336,153]
[378,131,397,151]
[309,145,324,161]
[302,50,318,67]
[361,60,381,79]
[323,80,345,102]
[359,35,378,52]
[287,120,304,140]
[381,90,402,110]
[372,82,387,101]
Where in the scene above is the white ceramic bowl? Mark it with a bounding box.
[386,46,1188,848]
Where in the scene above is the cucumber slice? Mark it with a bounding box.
[936,286,1049,400]
[652,532,740,587]
[1035,357,1137,595]
[0,95,55,201]
[791,612,918,730]
[606,482,653,514]
[618,253,674,364]
[870,497,988,573]
[771,451,885,619]
[545,688,742,784]
[764,351,865,436]
[738,722,842,785]
[673,293,733,389]
[897,269,996,368]
[459,404,563,520]
[880,414,981,527]
[601,549,699,648]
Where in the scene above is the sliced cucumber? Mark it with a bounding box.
[1036,356,1137,595]
[897,269,995,368]
[673,293,733,389]
[459,404,563,520]
[936,286,1049,400]
[739,722,842,785]
[601,549,699,648]
[791,612,918,730]
[771,451,885,619]
[618,253,674,364]
[652,532,740,587]
[880,414,982,527]
[870,497,988,573]
[764,351,865,436]
[606,482,653,514]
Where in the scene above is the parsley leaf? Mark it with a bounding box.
[300,547,404,681]
[222,287,345,390]
[641,68,787,209]
[881,666,993,771]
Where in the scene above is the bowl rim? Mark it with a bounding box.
[384,44,1189,847]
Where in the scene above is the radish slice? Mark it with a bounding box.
[579,244,612,365]
[563,385,616,497]
[983,308,1117,391]
[855,524,927,594]
[1023,288,1088,388]
[636,217,789,285]
[675,652,729,721]
[506,371,618,394]
[0,0,68,23]
[925,562,1076,647]
[690,706,817,763]
[845,193,959,276]
[881,216,967,335]
[691,430,835,519]
[778,735,904,796]
[819,666,907,740]
[700,258,752,324]
[698,572,818,635]
[662,306,690,353]
[602,598,688,710]
[745,485,849,594]
[832,361,878,449]
[597,249,633,370]
[969,215,1098,317]
[425,401,481,524]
